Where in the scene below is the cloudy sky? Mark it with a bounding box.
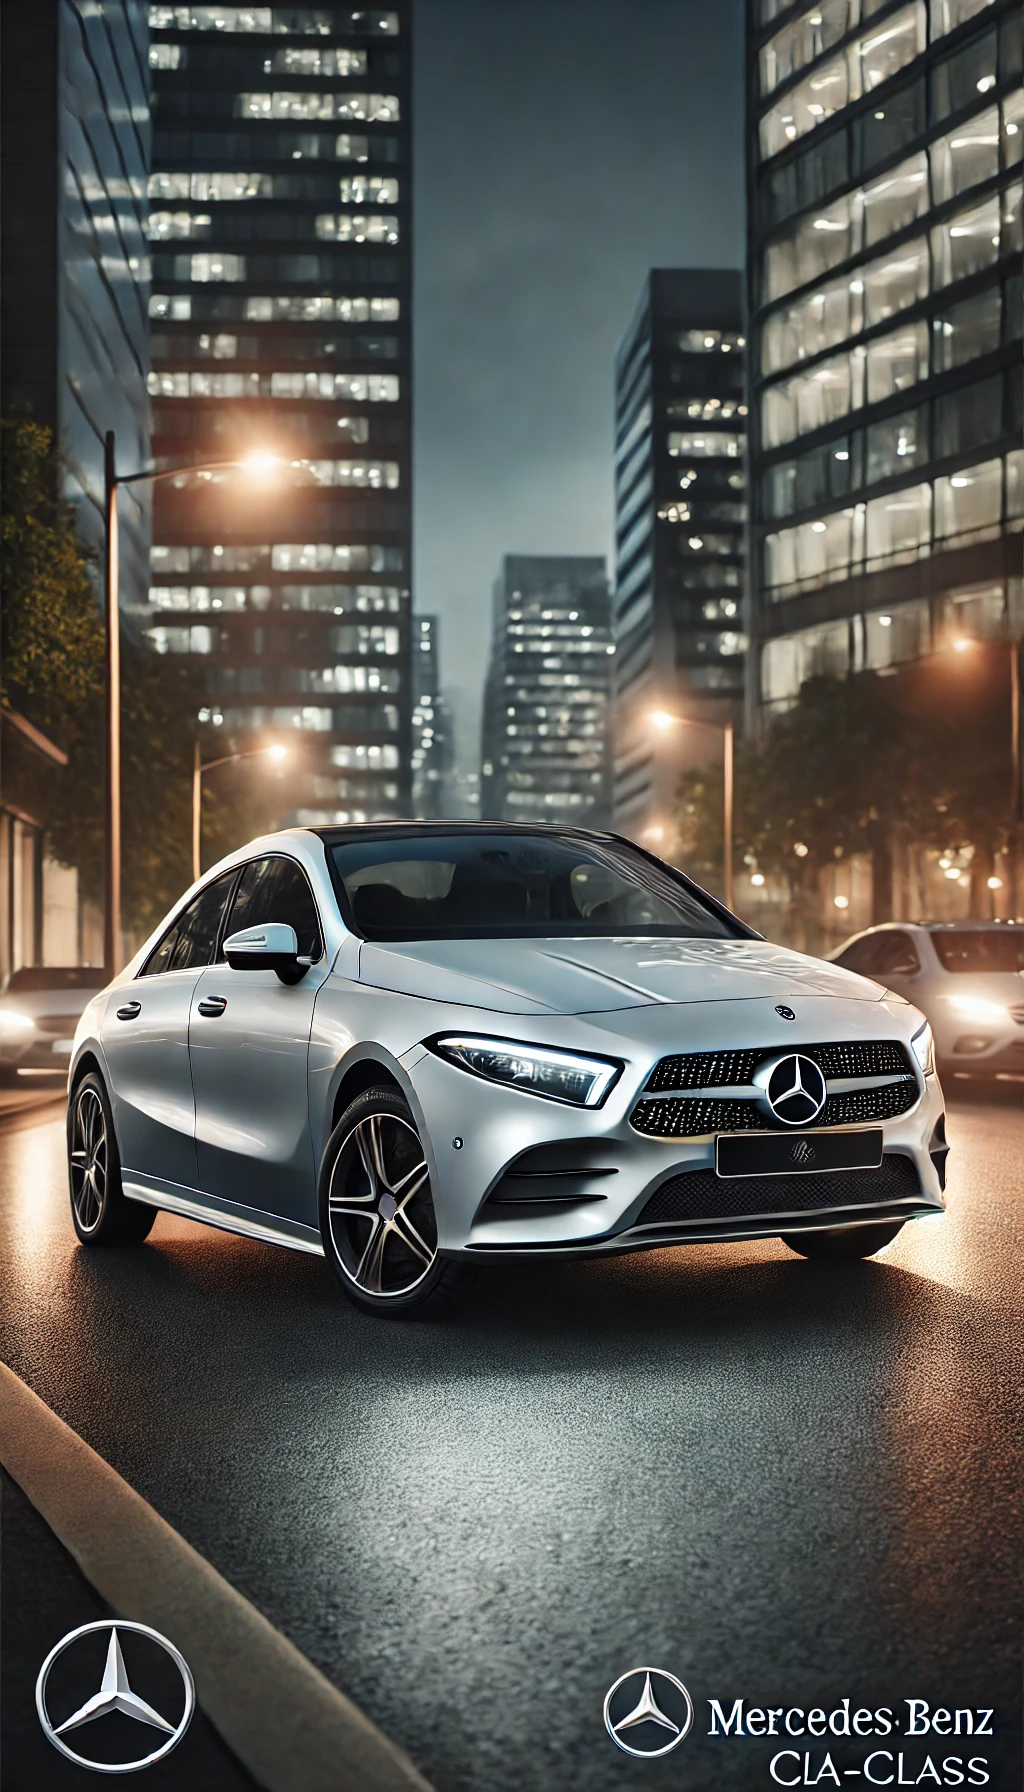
[413,0,745,755]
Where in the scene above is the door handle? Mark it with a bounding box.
[197,996,228,1017]
[115,1001,142,1020]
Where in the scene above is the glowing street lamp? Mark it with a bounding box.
[191,742,288,882]
[646,708,735,912]
[103,436,281,971]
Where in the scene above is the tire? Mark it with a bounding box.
[67,1072,156,1246]
[782,1221,904,1260]
[319,1085,475,1317]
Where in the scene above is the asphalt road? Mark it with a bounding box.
[0,1092,1020,1791]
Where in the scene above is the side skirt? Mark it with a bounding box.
[122,1178,324,1257]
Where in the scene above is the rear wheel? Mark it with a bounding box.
[319,1085,475,1317]
[782,1220,904,1260]
[67,1072,155,1246]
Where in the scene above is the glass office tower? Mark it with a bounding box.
[481,556,614,829]
[747,0,1023,716]
[410,614,452,818]
[612,270,747,850]
[146,1,412,824]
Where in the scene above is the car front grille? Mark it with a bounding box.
[635,1152,922,1226]
[630,1039,919,1140]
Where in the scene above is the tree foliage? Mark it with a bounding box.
[1,415,263,939]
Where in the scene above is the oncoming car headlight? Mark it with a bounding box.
[911,1020,935,1076]
[430,1035,621,1107]
[0,1009,36,1043]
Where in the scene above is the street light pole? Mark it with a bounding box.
[192,744,288,881]
[103,431,121,977]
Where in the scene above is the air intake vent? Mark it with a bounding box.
[635,1153,922,1225]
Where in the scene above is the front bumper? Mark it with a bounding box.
[405,1036,947,1261]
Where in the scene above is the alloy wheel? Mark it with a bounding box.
[327,1111,438,1299]
[69,1085,108,1234]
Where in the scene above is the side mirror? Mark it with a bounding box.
[223,923,309,985]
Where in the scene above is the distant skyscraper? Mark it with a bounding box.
[481,555,614,828]
[612,270,747,852]
[746,0,1023,720]
[411,613,452,817]
[146,1,412,824]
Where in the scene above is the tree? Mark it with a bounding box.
[1,415,263,941]
[676,666,1013,934]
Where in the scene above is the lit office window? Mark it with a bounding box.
[760,622,851,703]
[181,253,247,280]
[270,542,403,570]
[330,625,400,654]
[243,294,399,320]
[765,509,859,593]
[239,92,398,121]
[866,409,927,482]
[306,665,400,694]
[931,28,997,119]
[338,175,399,204]
[149,172,273,200]
[330,744,401,769]
[758,1,855,99]
[934,458,1003,542]
[866,483,931,567]
[269,48,367,74]
[147,211,212,239]
[861,237,928,327]
[930,108,1000,205]
[864,602,931,670]
[760,275,862,374]
[931,287,1002,370]
[865,319,929,402]
[932,191,1003,286]
[149,43,183,67]
[145,625,218,653]
[930,0,995,40]
[862,152,929,246]
[1005,89,1024,164]
[762,349,863,448]
[150,8,399,34]
[1007,448,1024,521]
[758,6,923,160]
[149,294,193,319]
[668,431,745,458]
[268,372,399,399]
[858,6,925,94]
[315,212,398,243]
[677,329,745,353]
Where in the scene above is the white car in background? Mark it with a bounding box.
[66,824,947,1317]
[0,966,108,1081]
[830,921,1024,1081]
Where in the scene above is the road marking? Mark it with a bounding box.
[0,1361,432,1791]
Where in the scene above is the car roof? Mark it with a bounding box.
[842,920,1024,934]
[306,819,622,844]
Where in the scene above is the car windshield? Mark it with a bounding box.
[6,966,107,993]
[328,830,739,941]
[932,931,1024,974]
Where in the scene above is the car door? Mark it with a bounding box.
[189,854,330,1225]
[100,870,239,1191]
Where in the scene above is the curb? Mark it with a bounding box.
[0,1362,433,1792]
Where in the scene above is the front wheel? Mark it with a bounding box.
[782,1220,904,1260]
[67,1072,156,1245]
[319,1085,475,1317]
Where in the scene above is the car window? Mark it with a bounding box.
[871,931,921,976]
[834,938,874,973]
[141,870,238,977]
[328,830,739,941]
[932,930,1024,973]
[221,856,324,962]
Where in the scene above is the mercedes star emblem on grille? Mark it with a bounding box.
[775,1004,796,1020]
[759,1053,828,1126]
[603,1667,693,1757]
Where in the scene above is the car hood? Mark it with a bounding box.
[356,935,884,1014]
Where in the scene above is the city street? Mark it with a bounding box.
[1,1091,1020,1792]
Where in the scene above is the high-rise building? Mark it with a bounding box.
[612,270,747,851]
[410,613,452,817]
[145,1,412,825]
[0,0,151,973]
[747,0,1022,719]
[481,555,614,829]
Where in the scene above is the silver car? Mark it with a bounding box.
[830,920,1024,1082]
[67,824,948,1317]
[0,966,109,1081]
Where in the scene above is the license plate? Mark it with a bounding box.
[715,1129,884,1179]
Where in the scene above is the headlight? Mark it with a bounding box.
[0,1008,36,1042]
[947,995,1007,1020]
[911,1021,935,1076]
[431,1035,621,1107]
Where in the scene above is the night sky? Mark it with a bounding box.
[413,0,745,757]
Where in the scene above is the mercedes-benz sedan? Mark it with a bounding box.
[67,824,948,1316]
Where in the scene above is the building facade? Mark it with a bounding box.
[481,556,614,829]
[0,0,151,975]
[146,0,412,826]
[410,613,452,817]
[747,0,1023,720]
[612,270,747,851]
